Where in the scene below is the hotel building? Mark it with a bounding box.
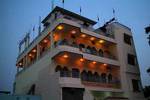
[14,6,145,100]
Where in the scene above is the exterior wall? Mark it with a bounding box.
[15,50,52,94]
[112,23,145,100]
[37,64,61,100]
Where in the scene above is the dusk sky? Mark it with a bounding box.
[0,0,150,92]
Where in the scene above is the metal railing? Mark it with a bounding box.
[54,39,117,60]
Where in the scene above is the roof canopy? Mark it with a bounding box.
[42,6,97,25]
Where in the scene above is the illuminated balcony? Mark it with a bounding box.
[53,52,121,89]
[53,24,118,60]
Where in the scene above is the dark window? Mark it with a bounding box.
[128,54,136,65]
[132,79,141,92]
[124,33,132,45]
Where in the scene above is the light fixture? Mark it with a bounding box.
[99,40,104,43]
[29,53,32,57]
[32,49,36,53]
[63,54,68,58]
[103,63,107,66]
[57,25,63,30]
[19,62,22,66]
[92,61,96,64]
[90,37,95,41]
[71,30,76,34]
[80,58,84,62]
[81,34,86,38]
[43,39,48,43]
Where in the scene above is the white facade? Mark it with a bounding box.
[15,6,145,100]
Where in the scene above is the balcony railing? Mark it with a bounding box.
[55,65,121,89]
[54,39,117,60]
[62,17,115,39]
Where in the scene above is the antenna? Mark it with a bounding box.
[80,6,82,15]
[51,0,54,11]
[97,14,100,27]
[112,8,117,21]
[62,0,64,8]
[38,16,41,35]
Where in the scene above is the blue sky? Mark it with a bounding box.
[0,0,150,92]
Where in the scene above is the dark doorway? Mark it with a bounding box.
[62,87,84,100]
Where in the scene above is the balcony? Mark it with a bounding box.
[54,39,117,60]
[55,65,121,89]
[56,17,115,39]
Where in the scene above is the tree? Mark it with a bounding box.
[145,25,150,45]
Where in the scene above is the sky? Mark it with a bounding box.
[0,0,150,92]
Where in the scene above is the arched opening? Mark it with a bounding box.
[101,73,107,83]
[93,72,99,82]
[55,65,62,72]
[108,73,112,83]
[72,68,80,78]
[87,71,93,82]
[81,70,88,81]
[98,49,103,57]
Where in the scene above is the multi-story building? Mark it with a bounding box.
[14,6,145,100]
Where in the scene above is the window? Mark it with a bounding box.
[132,79,141,92]
[124,33,132,45]
[128,54,136,65]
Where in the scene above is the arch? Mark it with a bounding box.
[86,46,92,54]
[108,73,112,83]
[72,68,80,78]
[98,49,103,56]
[55,65,62,72]
[91,47,97,55]
[101,73,107,83]
[87,71,93,82]
[93,72,99,82]
[81,70,88,81]
[79,43,85,51]
[61,66,70,77]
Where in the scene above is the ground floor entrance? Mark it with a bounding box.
[62,87,84,100]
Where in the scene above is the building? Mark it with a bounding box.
[14,6,145,100]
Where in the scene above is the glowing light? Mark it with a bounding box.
[90,37,95,41]
[99,40,104,43]
[57,25,63,30]
[32,49,36,53]
[71,30,76,34]
[29,54,32,57]
[43,39,48,43]
[81,34,86,38]
[92,61,96,64]
[63,54,68,58]
[103,63,107,66]
[80,58,84,62]
[19,63,22,66]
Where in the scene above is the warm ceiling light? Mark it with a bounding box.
[80,58,84,62]
[90,37,95,41]
[103,63,107,66]
[92,61,96,64]
[43,39,48,43]
[71,30,76,34]
[29,53,32,57]
[32,49,36,53]
[57,25,63,30]
[63,54,68,58]
[99,40,104,43]
[81,34,86,38]
[19,63,22,66]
